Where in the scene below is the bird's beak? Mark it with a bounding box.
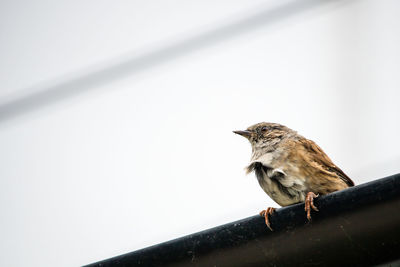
[233,130,252,138]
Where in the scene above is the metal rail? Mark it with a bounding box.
[85,173,400,266]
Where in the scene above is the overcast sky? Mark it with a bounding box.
[1,0,400,266]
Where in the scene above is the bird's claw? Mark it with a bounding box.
[305,192,319,221]
[260,207,276,230]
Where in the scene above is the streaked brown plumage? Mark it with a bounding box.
[234,122,354,230]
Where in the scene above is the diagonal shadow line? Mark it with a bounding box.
[0,0,347,122]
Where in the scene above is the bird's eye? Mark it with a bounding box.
[261,126,268,132]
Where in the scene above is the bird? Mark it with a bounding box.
[233,122,354,230]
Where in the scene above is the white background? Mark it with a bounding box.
[1,0,399,266]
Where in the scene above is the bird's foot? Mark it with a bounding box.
[305,192,319,221]
[259,207,276,231]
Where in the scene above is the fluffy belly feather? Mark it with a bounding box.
[254,163,306,206]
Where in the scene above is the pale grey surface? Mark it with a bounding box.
[0,0,399,266]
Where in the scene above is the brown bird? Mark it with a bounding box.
[234,122,354,230]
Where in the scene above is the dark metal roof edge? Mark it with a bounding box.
[85,173,400,267]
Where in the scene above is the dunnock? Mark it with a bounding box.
[234,122,354,230]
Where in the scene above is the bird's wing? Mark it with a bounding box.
[298,138,354,187]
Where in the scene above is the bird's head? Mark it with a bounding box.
[233,122,293,152]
